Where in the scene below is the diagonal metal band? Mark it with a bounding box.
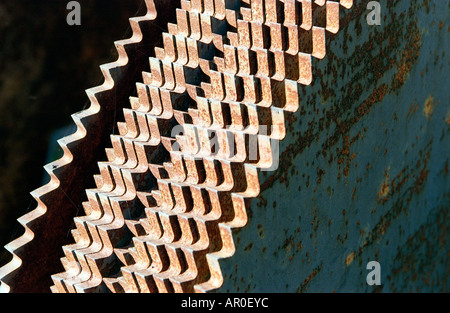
[0,0,180,293]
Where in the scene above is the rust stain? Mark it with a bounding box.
[377,166,391,204]
[350,138,434,268]
[390,21,422,93]
[297,264,323,293]
[423,95,436,120]
[345,252,355,266]
[388,204,449,292]
[406,101,419,119]
[260,6,422,190]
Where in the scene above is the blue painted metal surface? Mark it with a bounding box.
[218,0,449,292]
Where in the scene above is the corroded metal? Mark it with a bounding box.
[47,0,353,293]
[1,0,446,294]
[217,0,449,293]
[0,0,180,293]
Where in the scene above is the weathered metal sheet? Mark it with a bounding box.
[0,0,447,293]
[218,0,449,292]
[48,0,358,294]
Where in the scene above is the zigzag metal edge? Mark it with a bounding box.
[114,0,354,293]
[51,0,255,293]
[0,0,168,293]
[117,0,355,293]
[49,0,354,293]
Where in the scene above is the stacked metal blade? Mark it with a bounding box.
[1,0,353,293]
[0,0,181,293]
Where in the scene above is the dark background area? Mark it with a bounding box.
[0,0,145,266]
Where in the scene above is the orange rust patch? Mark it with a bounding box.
[345,252,355,266]
[297,265,323,293]
[390,20,422,93]
[423,95,436,120]
[406,102,419,119]
[377,167,391,203]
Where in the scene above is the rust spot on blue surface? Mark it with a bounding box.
[218,0,448,293]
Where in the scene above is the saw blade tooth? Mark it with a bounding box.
[0,0,354,293]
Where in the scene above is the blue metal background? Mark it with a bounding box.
[218,0,449,292]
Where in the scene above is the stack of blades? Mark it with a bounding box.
[0,0,353,293]
[0,0,180,293]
